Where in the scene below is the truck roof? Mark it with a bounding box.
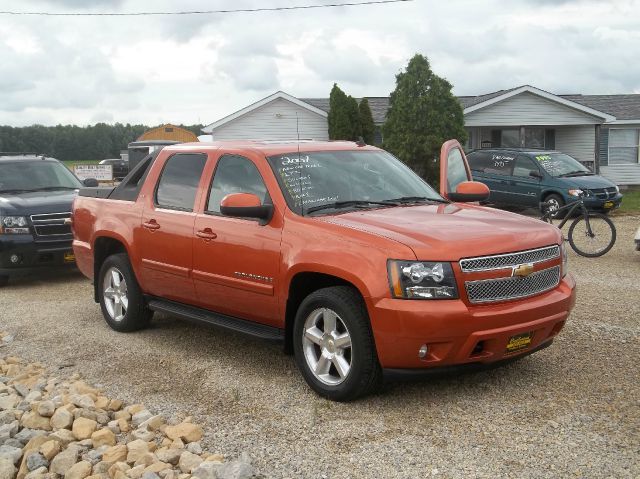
[161,140,379,157]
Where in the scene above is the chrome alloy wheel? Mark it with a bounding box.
[546,197,561,214]
[302,307,352,386]
[103,267,128,322]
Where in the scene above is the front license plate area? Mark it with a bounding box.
[505,332,533,354]
[64,252,76,263]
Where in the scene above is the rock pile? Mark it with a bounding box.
[0,356,257,479]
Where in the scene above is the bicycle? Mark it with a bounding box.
[539,196,616,257]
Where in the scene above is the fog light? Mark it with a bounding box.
[418,344,429,358]
[10,254,20,264]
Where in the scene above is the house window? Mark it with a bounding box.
[490,129,519,148]
[609,128,640,164]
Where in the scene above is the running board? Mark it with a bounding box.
[146,297,284,342]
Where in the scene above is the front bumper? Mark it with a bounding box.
[577,193,623,212]
[0,234,76,277]
[368,274,576,369]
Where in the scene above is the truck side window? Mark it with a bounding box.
[155,153,207,211]
[207,155,268,214]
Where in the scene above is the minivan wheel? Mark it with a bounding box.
[293,286,381,401]
[542,193,565,218]
[98,253,152,332]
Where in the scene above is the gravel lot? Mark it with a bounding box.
[2,214,639,478]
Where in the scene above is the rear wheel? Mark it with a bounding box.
[98,253,152,331]
[568,213,616,257]
[293,286,381,401]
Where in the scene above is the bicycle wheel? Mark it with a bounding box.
[568,213,616,257]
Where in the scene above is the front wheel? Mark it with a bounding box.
[568,213,616,257]
[98,253,152,331]
[293,286,381,401]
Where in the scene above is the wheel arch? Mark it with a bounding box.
[283,270,369,355]
[92,234,131,303]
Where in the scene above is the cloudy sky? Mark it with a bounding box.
[1,0,639,127]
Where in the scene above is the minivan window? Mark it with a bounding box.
[467,151,514,176]
[155,153,207,210]
[513,156,539,177]
[534,153,590,177]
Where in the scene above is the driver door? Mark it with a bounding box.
[439,140,473,199]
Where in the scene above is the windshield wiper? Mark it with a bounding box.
[386,196,449,204]
[31,186,79,191]
[0,189,36,194]
[305,200,399,214]
[558,170,593,177]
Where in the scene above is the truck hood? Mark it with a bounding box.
[319,203,561,260]
[561,174,617,190]
[0,189,78,216]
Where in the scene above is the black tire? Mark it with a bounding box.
[98,253,152,331]
[568,213,616,257]
[542,193,566,218]
[0,276,9,288]
[293,286,381,401]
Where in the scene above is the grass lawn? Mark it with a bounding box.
[617,189,640,215]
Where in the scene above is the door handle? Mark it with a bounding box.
[196,228,217,240]
[143,220,160,231]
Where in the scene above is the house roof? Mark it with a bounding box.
[302,86,640,125]
[202,91,328,134]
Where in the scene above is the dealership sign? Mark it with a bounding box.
[74,164,113,181]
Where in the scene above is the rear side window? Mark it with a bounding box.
[155,153,207,211]
[207,155,268,214]
[468,151,515,176]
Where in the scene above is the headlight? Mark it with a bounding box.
[0,216,30,234]
[561,242,568,277]
[387,260,459,299]
[568,189,583,197]
[615,185,620,193]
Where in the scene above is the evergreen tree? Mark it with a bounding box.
[382,54,467,184]
[328,83,353,140]
[358,98,376,144]
[346,95,362,141]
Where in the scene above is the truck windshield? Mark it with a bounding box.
[0,161,82,193]
[533,153,592,177]
[267,150,443,215]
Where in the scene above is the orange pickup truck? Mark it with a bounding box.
[72,139,576,401]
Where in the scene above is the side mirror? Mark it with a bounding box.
[448,181,490,202]
[220,193,273,222]
[529,170,543,180]
[83,178,99,187]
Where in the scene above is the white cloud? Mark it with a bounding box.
[0,0,638,126]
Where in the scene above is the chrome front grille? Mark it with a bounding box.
[587,187,618,200]
[459,245,560,272]
[465,266,561,304]
[30,212,72,237]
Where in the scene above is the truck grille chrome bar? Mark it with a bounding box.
[30,212,72,237]
[465,266,561,304]
[459,245,560,273]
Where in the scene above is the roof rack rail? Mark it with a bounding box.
[0,151,39,156]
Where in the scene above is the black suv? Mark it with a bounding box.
[0,154,88,286]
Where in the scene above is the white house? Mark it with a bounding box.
[202,86,640,185]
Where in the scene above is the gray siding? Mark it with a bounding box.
[465,92,603,127]
[600,164,640,185]
[211,98,329,141]
[555,126,596,163]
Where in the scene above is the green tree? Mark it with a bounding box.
[346,95,362,141]
[382,54,467,184]
[328,83,352,140]
[358,98,376,144]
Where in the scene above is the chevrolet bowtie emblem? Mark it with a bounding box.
[512,263,534,277]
